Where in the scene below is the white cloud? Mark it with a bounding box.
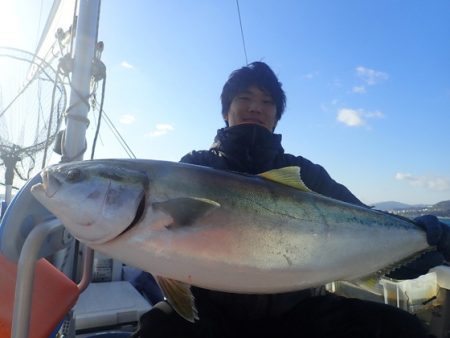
[352,86,366,94]
[147,123,174,137]
[395,173,450,191]
[121,61,134,69]
[337,108,384,127]
[119,114,136,125]
[337,109,364,126]
[356,66,389,85]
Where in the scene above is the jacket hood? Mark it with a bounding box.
[210,124,285,174]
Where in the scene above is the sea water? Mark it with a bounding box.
[440,217,450,226]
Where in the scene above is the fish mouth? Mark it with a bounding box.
[40,169,62,198]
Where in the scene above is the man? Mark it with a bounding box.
[133,61,449,338]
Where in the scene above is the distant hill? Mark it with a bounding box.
[434,200,450,210]
[372,201,426,211]
[373,200,450,218]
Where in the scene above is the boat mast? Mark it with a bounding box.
[63,0,101,162]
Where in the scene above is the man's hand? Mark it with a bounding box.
[415,215,450,260]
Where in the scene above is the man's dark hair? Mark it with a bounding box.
[220,61,286,123]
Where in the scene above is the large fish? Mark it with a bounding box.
[31,159,430,321]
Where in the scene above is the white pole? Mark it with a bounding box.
[5,185,12,205]
[11,220,63,338]
[63,0,101,162]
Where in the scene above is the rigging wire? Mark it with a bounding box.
[0,49,64,119]
[90,42,105,159]
[235,0,248,65]
[70,0,79,56]
[90,75,106,160]
[42,63,64,168]
[35,82,44,145]
[100,109,136,159]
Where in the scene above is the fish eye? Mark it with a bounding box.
[66,168,83,182]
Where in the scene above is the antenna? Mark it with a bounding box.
[235,0,248,65]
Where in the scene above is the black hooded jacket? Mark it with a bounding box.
[181,124,365,206]
[179,124,367,320]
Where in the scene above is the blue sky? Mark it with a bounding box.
[1,0,450,205]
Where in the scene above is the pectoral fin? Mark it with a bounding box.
[156,276,199,322]
[258,166,312,192]
[153,197,220,228]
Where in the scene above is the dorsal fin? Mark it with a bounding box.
[258,166,312,192]
[156,276,199,322]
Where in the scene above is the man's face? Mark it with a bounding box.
[225,86,277,131]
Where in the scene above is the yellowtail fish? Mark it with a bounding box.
[30,159,430,322]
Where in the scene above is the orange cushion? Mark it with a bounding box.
[0,254,79,338]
